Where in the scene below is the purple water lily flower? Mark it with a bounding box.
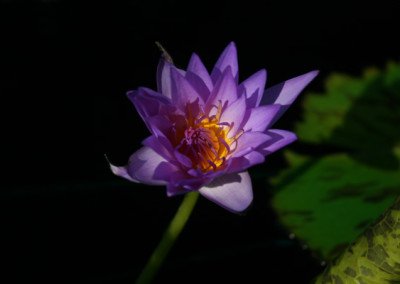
[110,42,318,213]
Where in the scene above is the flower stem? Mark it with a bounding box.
[135,191,200,284]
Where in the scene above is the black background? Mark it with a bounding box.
[2,0,400,283]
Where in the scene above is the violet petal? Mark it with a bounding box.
[239,69,267,108]
[220,94,247,139]
[156,59,186,99]
[127,87,170,122]
[211,42,239,84]
[260,70,319,125]
[170,68,203,111]
[242,104,281,133]
[257,129,297,156]
[232,131,272,156]
[167,183,190,197]
[111,146,167,185]
[187,53,213,92]
[142,134,174,162]
[199,171,253,213]
[153,161,187,184]
[206,67,237,111]
[227,151,265,174]
[109,163,138,183]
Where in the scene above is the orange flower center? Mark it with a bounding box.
[176,103,242,172]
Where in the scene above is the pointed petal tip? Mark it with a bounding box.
[126,90,137,99]
[108,160,139,183]
[227,41,236,49]
[258,129,298,156]
[189,52,200,62]
[211,42,239,83]
[307,69,320,80]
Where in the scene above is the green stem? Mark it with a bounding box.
[135,191,200,284]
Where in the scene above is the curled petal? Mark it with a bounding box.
[109,163,138,183]
[260,70,319,126]
[109,147,167,186]
[199,171,253,213]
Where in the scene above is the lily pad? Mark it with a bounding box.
[314,196,400,283]
[271,62,400,260]
[272,151,400,260]
[296,62,400,169]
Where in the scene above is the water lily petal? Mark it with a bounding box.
[220,94,247,138]
[110,146,167,185]
[174,149,193,169]
[109,163,138,183]
[167,183,191,196]
[257,129,297,156]
[127,88,171,122]
[207,67,238,111]
[242,104,281,133]
[156,59,172,98]
[232,131,271,156]
[152,161,190,194]
[239,69,267,108]
[156,165,213,196]
[156,59,186,99]
[187,53,213,94]
[185,71,211,103]
[144,115,173,137]
[260,70,319,125]
[199,171,253,213]
[171,68,203,111]
[142,135,174,162]
[211,42,239,84]
[227,151,265,174]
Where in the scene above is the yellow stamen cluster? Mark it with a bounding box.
[175,103,243,172]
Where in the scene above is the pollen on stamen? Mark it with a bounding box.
[207,159,217,170]
[218,136,231,153]
[175,100,241,172]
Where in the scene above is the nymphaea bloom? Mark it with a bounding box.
[110,42,318,213]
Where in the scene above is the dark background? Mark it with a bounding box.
[2,0,399,283]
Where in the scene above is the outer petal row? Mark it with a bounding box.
[109,146,167,186]
[186,53,213,100]
[241,104,281,133]
[239,69,267,108]
[260,70,319,126]
[156,59,185,99]
[199,171,253,213]
[211,41,239,84]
